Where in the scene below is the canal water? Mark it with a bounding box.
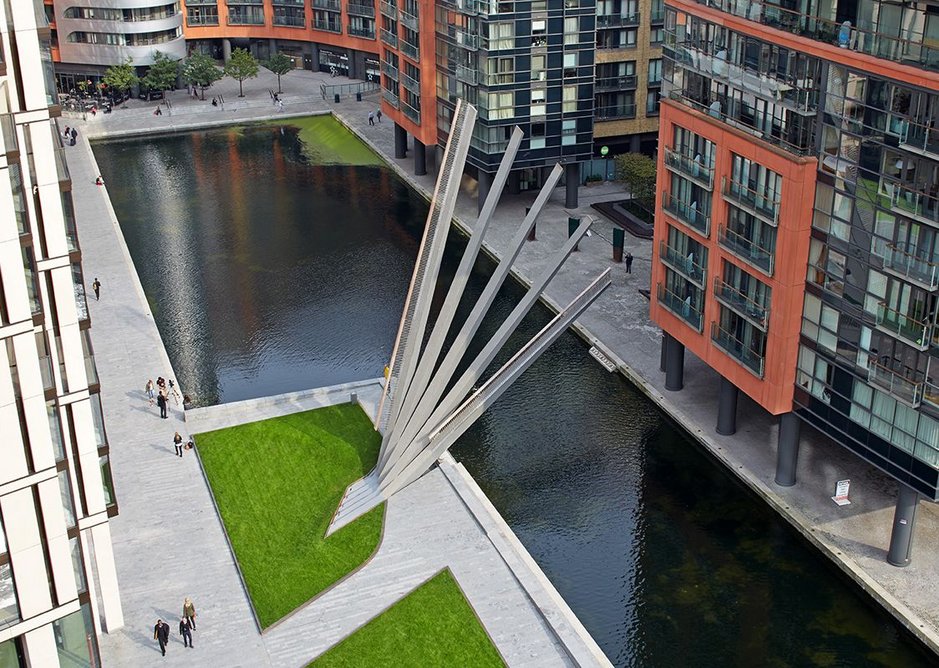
[93,120,932,667]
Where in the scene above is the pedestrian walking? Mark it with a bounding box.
[376,108,382,123]
[153,619,170,656]
[92,277,101,300]
[63,126,70,141]
[179,617,194,648]
[173,431,183,457]
[368,111,375,126]
[183,597,197,630]
[625,252,633,274]
[157,392,168,419]
[70,128,77,146]
[146,379,155,405]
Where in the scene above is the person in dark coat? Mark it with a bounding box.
[179,617,193,648]
[157,392,167,419]
[173,431,183,457]
[154,619,170,656]
[625,251,633,274]
[70,128,77,145]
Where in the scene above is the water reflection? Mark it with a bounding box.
[94,124,932,667]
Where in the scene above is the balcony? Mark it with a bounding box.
[883,242,939,291]
[713,278,768,330]
[876,302,933,350]
[400,8,418,30]
[401,72,420,94]
[347,2,376,17]
[722,177,780,226]
[718,225,774,276]
[274,15,306,26]
[596,12,640,27]
[663,148,713,190]
[662,192,710,237]
[400,40,420,61]
[382,88,400,108]
[868,356,924,407]
[402,100,420,124]
[314,19,341,32]
[313,0,341,9]
[52,144,71,185]
[595,75,637,91]
[382,61,399,80]
[228,14,265,25]
[380,0,397,18]
[381,28,398,47]
[456,64,477,85]
[348,25,376,38]
[657,283,703,332]
[659,241,706,288]
[711,322,765,377]
[187,14,219,26]
[888,184,939,228]
[900,120,939,160]
[595,103,636,121]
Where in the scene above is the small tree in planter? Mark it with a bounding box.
[225,48,260,97]
[182,53,223,100]
[264,53,293,94]
[143,51,181,97]
[102,59,138,107]
[614,152,657,219]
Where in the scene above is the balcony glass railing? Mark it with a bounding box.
[382,88,400,108]
[714,278,769,329]
[718,224,774,275]
[662,191,710,236]
[0,113,17,155]
[402,101,420,123]
[876,302,933,349]
[594,104,636,120]
[597,12,640,27]
[595,75,637,90]
[664,148,714,189]
[381,28,399,47]
[710,322,765,377]
[347,2,376,17]
[187,14,219,26]
[274,15,306,26]
[889,184,939,225]
[900,119,939,158]
[382,61,399,80]
[400,9,418,29]
[380,0,397,18]
[657,283,703,331]
[401,72,420,94]
[659,241,706,287]
[314,19,341,31]
[400,40,420,61]
[313,0,341,9]
[722,177,779,225]
[867,356,924,407]
[456,64,477,84]
[38,355,55,392]
[347,25,375,37]
[883,242,939,291]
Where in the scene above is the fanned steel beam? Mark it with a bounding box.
[383,270,612,496]
[375,128,524,471]
[373,100,476,454]
[377,163,564,476]
[377,217,594,487]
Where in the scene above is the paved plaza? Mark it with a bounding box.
[72,66,939,660]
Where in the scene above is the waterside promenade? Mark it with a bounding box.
[74,68,939,657]
[68,77,609,667]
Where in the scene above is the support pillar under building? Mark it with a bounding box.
[886,485,919,567]
[394,123,407,159]
[716,377,738,435]
[565,163,579,209]
[414,139,427,176]
[478,170,492,214]
[664,333,684,391]
[774,412,801,487]
[660,333,667,372]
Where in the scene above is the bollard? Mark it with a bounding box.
[356,92,362,102]
[526,207,536,241]
[334,93,340,103]
[568,217,580,251]
[612,227,624,263]
[350,391,358,404]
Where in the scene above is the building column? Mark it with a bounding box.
[565,162,579,209]
[774,412,801,487]
[478,170,492,214]
[886,485,919,567]
[23,625,59,667]
[90,523,124,631]
[664,333,684,391]
[414,139,427,176]
[508,171,521,195]
[716,377,738,435]
[659,333,667,372]
[394,123,408,159]
[222,39,232,63]
[630,134,641,153]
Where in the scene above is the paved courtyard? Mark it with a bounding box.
[73,66,939,659]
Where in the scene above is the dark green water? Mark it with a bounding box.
[93,122,933,667]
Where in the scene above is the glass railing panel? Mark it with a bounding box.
[718,224,774,275]
[657,283,703,331]
[713,278,769,329]
[710,321,765,377]
[889,185,939,225]
[867,356,924,407]
[662,191,710,236]
[659,241,706,287]
[722,176,779,225]
[900,120,939,158]
[664,148,714,189]
[884,243,939,290]
[876,302,931,349]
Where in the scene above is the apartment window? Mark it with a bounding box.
[58,470,77,528]
[0,559,17,628]
[69,538,86,594]
[531,54,547,81]
[530,122,546,149]
[646,90,661,115]
[531,89,546,116]
[487,91,515,119]
[563,85,577,113]
[563,52,577,77]
[564,17,579,45]
[562,119,576,145]
[89,394,108,449]
[100,456,116,507]
[487,22,514,50]
[648,59,662,85]
[650,27,664,44]
[47,401,65,462]
[486,57,514,84]
[532,20,547,47]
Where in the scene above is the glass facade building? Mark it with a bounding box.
[651,0,939,564]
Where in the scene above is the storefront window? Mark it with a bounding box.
[53,604,99,668]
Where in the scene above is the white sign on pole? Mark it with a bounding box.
[831,479,851,506]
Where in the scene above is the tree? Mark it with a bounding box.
[224,48,260,98]
[102,59,138,106]
[142,51,180,95]
[263,53,293,94]
[182,53,223,100]
[614,152,657,213]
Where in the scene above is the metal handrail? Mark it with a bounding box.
[659,241,706,287]
[657,283,703,331]
[722,176,780,225]
[710,322,765,377]
[662,191,710,237]
[713,277,769,329]
[876,301,932,349]
[883,242,939,290]
[717,224,775,275]
[664,148,714,189]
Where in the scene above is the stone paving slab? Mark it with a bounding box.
[73,67,939,657]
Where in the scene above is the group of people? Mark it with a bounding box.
[172,430,194,458]
[367,108,383,126]
[153,597,198,656]
[62,126,78,146]
[146,376,180,419]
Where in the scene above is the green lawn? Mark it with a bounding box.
[310,570,506,668]
[195,404,384,628]
[266,114,384,166]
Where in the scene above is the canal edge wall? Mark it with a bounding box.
[330,118,939,657]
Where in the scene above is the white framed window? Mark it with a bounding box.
[562,119,576,145]
[531,88,546,116]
